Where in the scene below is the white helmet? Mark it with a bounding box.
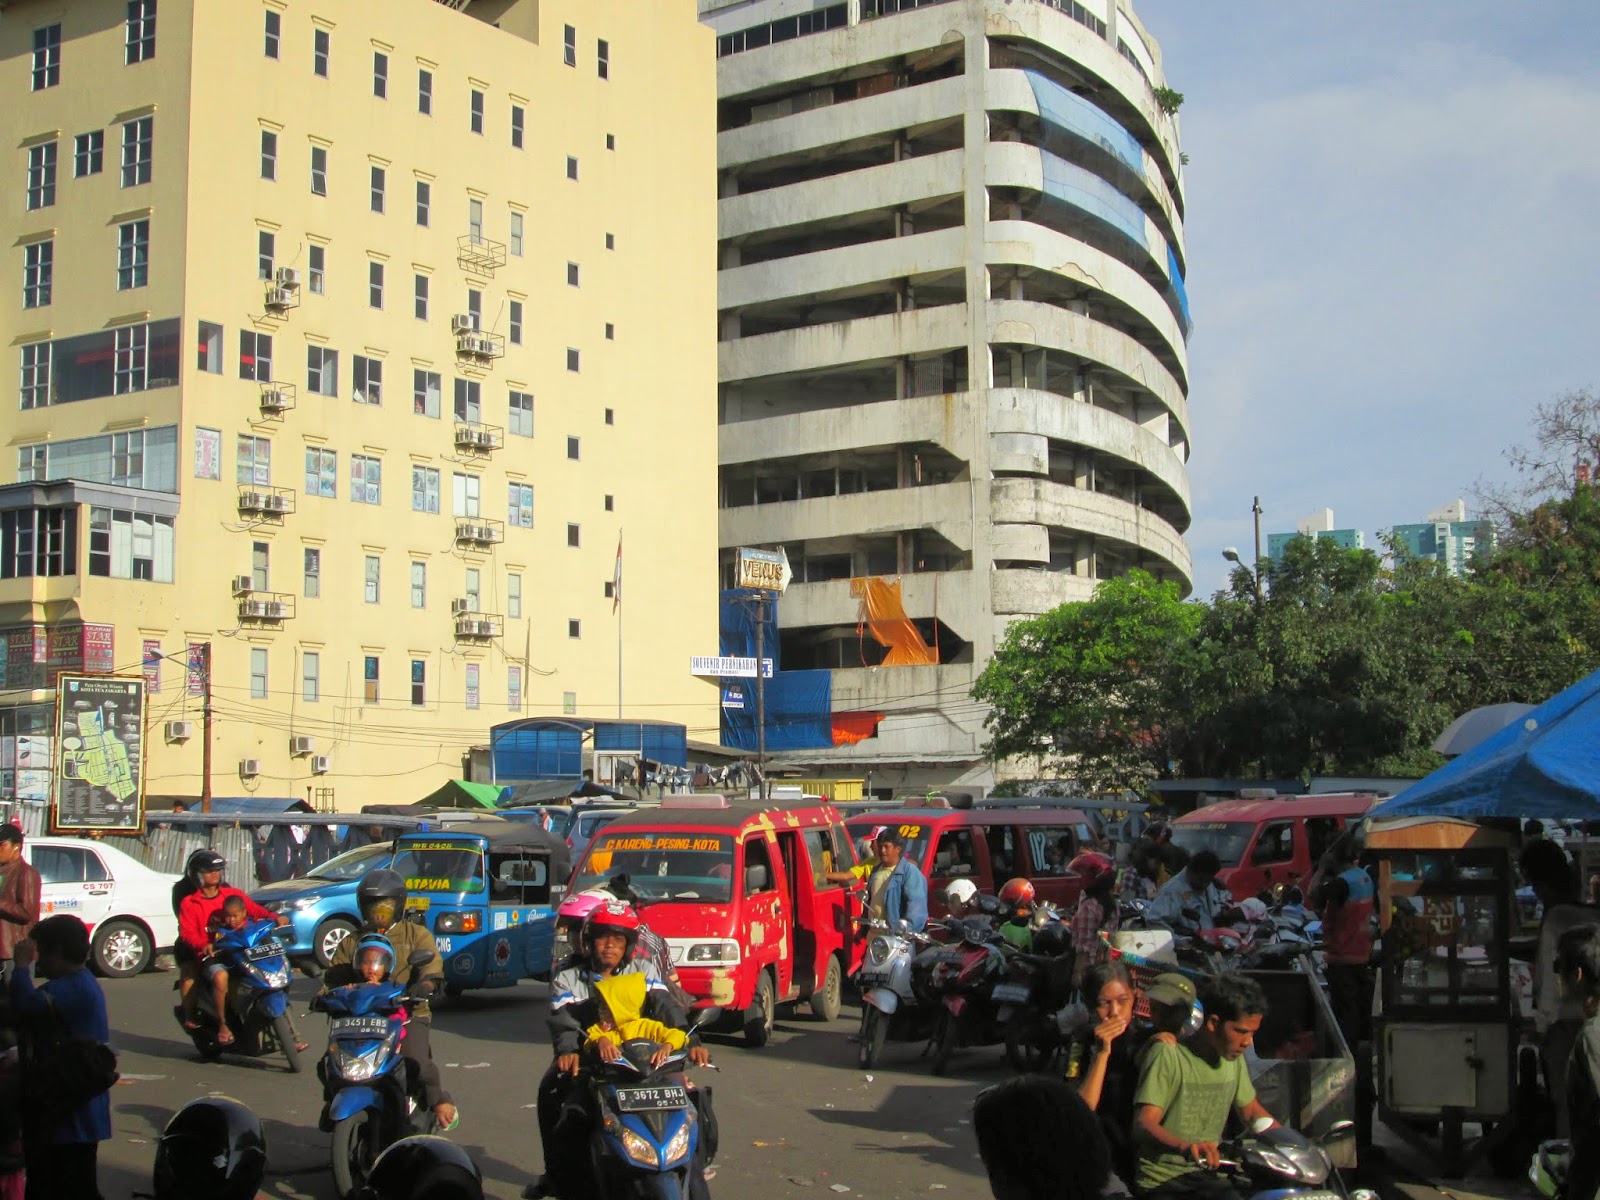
[944,878,978,908]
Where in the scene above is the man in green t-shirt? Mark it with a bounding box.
[1133,973,1279,1200]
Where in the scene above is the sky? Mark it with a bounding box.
[1135,1,1600,597]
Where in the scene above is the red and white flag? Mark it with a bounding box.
[612,532,623,614]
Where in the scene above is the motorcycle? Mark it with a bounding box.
[1216,1119,1374,1200]
[994,922,1076,1072]
[314,955,436,1200]
[174,918,301,1072]
[918,916,1013,1075]
[576,1035,712,1199]
[854,918,941,1069]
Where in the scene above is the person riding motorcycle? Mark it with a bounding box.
[998,878,1037,950]
[175,848,292,1038]
[322,869,457,1131]
[527,900,710,1199]
[555,882,691,1008]
[152,1095,268,1200]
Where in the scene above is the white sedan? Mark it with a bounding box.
[24,836,181,978]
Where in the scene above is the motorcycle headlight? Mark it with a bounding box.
[261,965,291,988]
[663,1117,694,1166]
[334,1047,381,1082]
[619,1128,658,1168]
[868,936,890,965]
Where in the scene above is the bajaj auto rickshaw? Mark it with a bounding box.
[393,825,571,996]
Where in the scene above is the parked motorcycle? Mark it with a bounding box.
[577,1036,711,1199]
[173,918,301,1072]
[919,916,1013,1075]
[994,921,1076,1072]
[854,918,941,1068]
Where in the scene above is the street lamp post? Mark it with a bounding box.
[1222,498,1266,606]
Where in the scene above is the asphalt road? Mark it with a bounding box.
[91,968,1000,1200]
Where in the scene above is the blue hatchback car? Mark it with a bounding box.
[251,841,396,967]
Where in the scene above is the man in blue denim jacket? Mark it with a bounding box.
[870,830,928,933]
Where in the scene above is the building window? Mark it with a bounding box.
[197,320,222,373]
[468,198,483,243]
[568,620,581,639]
[566,155,579,181]
[302,650,320,701]
[86,507,174,581]
[411,560,426,608]
[598,39,609,79]
[470,89,484,134]
[308,244,325,294]
[364,554,380,603]
[239,330,272,381]
[509,483,533,528]
[303,547,320,597]
[605,232,615,250]
[416,179,430,226]
[250,648,269,700]
[467,288,482,331]
[418,68,432,114]
[75,131,104,178]
[604,494,614,512]
[410,659,426,707]
[117,219,150,290]
[508,390,532,437]
[237,434,270,485]
[313,28,329,78]
[509,212,524,257]
[22,241,52,309]
[566,436,580,461]
[604,407,615,425]
[511,105,524,148]
[363,655,379,703]
[567,261,580,287]
[264,10,280,59]
[563,24,576,66]
[411,273,430,321]
[110,431,145,486]
[121,116,153,187]
[507,573,522,618]
[20,343,51,410]
[32,25,61,91]
[465,663,480,710]
[260,129,277,180]
[509,300,523,345]
[305,446,336,497]
[114,326,148,394]
[351,454,381,503]
[353,355,382,404]
[453,378,480,423]
[307,345,337,396]
[26,142,57,210]
[368,260,384,308]
[413,369,441,418]
[508,665,522,711]
[452,472,481,517]
[605,322,615,341]
[126,0,157,65]
[370,165,385,213]
[465,567,481,611]
[373,51,388,98]
[310,145,327,195]
[412,465,440,513]
[566,347,580,373]
[606,133,615,151]
[566,523,580,548]
[249,540,269,592]
[257,230,275,280]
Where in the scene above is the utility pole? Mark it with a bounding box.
[1252,496,1265,607]
[754,595,767,802]
[199,642,214,814]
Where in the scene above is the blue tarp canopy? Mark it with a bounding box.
[174,796,314,815]
[1376,669,1600,821]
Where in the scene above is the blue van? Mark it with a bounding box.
[252,840,396,967]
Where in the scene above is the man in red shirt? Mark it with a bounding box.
[176,848,287,1041]
[0,824,41,982]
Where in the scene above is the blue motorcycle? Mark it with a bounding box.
[315,980,432,1199]
[581,1038,710,1200]
[174,918,301,1073]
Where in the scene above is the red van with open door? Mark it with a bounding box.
[1168,793,1381,899]
[565,795,864,1046]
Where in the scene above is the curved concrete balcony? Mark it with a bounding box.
[989,476,1193,588]
[775,571,972,640]
[720,480,975,553]
[720,299,968,384]
[721,149,963,241]
[987,387,1191,518]
[720,227,965,312]
[720,392,983,465]
[986,297,1186,428]
[825,660,982,721]
[990,566,1098,615]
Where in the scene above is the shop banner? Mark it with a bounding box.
[52,675,146,833]
[143,639,162,692]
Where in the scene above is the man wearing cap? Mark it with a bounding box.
[0,824,41,983]
[869,830,927,934]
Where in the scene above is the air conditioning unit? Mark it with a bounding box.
[165,720,194,742]
[290,735,315,755]
[275,267,301,288]
[265,286,295,309]
[311,755,331,775]
[472,619,496,637]
[451,314,474,334]
[233,574,254,596]
[451,598,471,615]
[240,758,262,778]
[261,493,290,513]
[260,388,289,411]
[263,601,288,619]
[239,491,266,511]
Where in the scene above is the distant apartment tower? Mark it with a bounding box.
[1391,500,1495,577]
[704,0,1194,790]
[1267,508,1365,563]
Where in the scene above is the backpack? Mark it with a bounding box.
[21,999,118,1131]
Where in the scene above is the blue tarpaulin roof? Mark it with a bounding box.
[173,796,315,815]
[1376,669,1600,821]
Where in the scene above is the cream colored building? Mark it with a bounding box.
[0,0,719,812]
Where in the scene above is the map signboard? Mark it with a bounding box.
[52,675,146,833]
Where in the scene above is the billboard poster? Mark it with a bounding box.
[52,675,146,833]
[187,643,206,696]
[143,639,162,692]
[82,624,115,674]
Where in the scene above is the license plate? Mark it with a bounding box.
[925,950,960,964]
[615,1085,688,1112]
[332,1016,392,1038]
[991,983,1031,1003]
[245,941,282,961]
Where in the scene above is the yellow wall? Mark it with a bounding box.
[0,0,719,809]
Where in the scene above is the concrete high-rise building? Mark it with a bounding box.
[1391,500,1495,577]
[703,0,1193,790]
[1266,508,1365,563]
[0,0,718,810]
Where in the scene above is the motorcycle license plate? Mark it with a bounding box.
[245,941,283,961]
[614,1085,689,1112]
[990,983,1031,1004]
[332,1016,391,1038]
[926,950,960,964]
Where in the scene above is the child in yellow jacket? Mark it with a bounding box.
[584,973,688,1055]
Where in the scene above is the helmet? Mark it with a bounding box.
[1530,1140,1571,1200]
[1032,920,1071,958]
[944,879,978,909]
[580,899,641,958]
[153,1096,267,1200]
[556,888,616,927]
[357,868,408,930]
[997,878,1036,911]
[187,848,226,889]
[1068,852,1116,892]
[354,933,396,978]
[356,1135,483,1200]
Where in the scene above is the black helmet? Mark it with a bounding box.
[187,848,227,889]
[153,1096,267,1200]
[1032,919,1071,959]
[357,868,408,929]
[355,1135,482,1200]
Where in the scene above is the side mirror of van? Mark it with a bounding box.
[745,864,770,895]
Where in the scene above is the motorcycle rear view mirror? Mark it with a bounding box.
[407,948,434,969]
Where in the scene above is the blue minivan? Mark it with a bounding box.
[252,841,395,967]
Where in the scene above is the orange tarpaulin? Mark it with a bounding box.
[832,712,883,745]
[849,577,938,667]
